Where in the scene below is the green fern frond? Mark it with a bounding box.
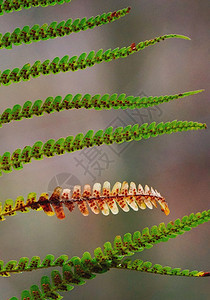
[0,34,190,86]
[0,7,131,50]
[0,90,203,127]
[0,0,72,16]
[0,120,206,176]
[116,258,210,277]
[6,210,210,299]
[0,181,170,221]
[121,210,210,252]
[93,210,210,259]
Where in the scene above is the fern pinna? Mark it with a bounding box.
[0,181,170,221]
[0,33,189,86]
[2,210,210,300]
[0,1,209,300]
[0,89,203,127]
[0,120,207,176]
[0,0,73,15]
[0,7,131,49]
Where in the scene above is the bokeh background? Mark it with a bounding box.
[0,0,209,299]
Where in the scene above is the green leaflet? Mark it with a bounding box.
[0,90,203,127]
[0,0,72,16]
[116,258,209,277]
[0,7,131,49]
[6,210,210,299]
[0,34,190,86]
[0,120,206,176]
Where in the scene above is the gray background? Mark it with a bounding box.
[0,0,209,299]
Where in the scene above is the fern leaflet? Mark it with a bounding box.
[0,120,206,176]
[115,258,210,277]
[0,89,203,127]
[0,0,72,16]
[0,34,190,86]
[0,7,130,49]
[0,181,170,221]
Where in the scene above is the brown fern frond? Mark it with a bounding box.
[0,181,170,221]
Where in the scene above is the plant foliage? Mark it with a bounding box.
[0,181,170,221]
[0,34,190,86]
[0,0,72,15]
[0,7,130,49]
[0,120,206,176]
[0,89,203,127]
[0,1,209,299]
[2,210,209,299]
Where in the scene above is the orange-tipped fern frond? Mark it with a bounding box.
[0,181,170,221]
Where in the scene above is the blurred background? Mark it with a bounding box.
[0,0,209,299]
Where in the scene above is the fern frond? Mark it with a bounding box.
[6,210,210,299]
[0,120,206,176]
[0,181,169,221]
[0,34,190,86]
[117,210,210,253]
[8,256,210,300]
[116,258,210,277]
[0,90,203,127]
[0,7,131,50]
[89,210,210,259]
[0,0,72,16]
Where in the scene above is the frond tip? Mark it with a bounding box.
[0,181,170,221]
[116,258,210,277]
